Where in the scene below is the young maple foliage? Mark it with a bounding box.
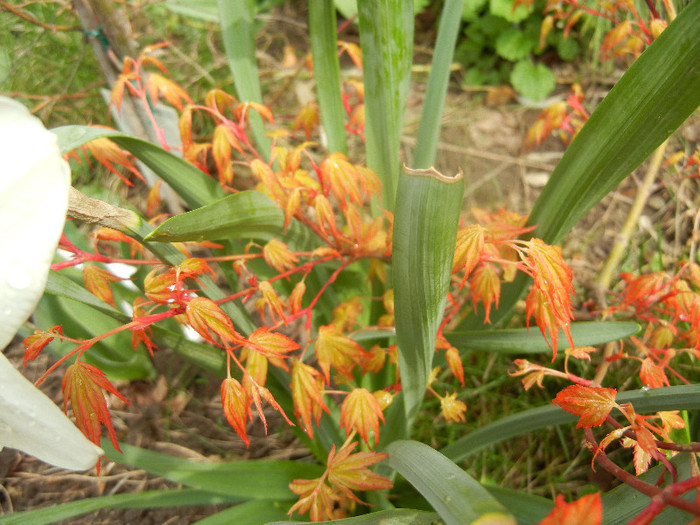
[288,439,392,521]
[520,239,575,359]
[314,324,368,383]
[62,361,129,451]
[552,385,617,428]
[537,493,602,525]
[83,264,122,307]
[291,360,330,438]
[220,377,251,447]
[339,387,384,447]
[185,297,244,345]
[23,326,61,366]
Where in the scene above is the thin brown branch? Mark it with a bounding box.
[585,428,700,516]
[0,1,81,32]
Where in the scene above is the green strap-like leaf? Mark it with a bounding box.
[386,440,515,525]
[146,191,285,242]
[412,0,465,169]
[358,0,414,209]
[441,384,700,462]
[192,499,290,525]
[102,440,323,500]
[217,0,271,158]
[52,125,224,209]
[309,0,347,155]
[447,321,640,355]
[1,489,239,525]
[392,167,464,423]
[268,509,440,525]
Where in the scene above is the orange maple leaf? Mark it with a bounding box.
[314,325,368,383]
[83,136,144,186]
[291,360,329,438]
[440,391,467,423]
[340,388,384,447]
[445,347,465,386]
[146,72,193,111]
[245,326,300,360]
[288,477,341,522]
[186,297,243,345]
[537,493,602,525]
[521,238,575,359]
[220,377,251,447]
[62,361,129,451]
[130,297,157,356]
[83,264,122,307]
[263,238,299,273]
[327,440,393,502]
[144,266,177,304]
[639,357,670,388]
[452,224,485,281]
[23,326,61,366]
[292,101,320,140]
[552,385,617,428]
[470,263,501,324]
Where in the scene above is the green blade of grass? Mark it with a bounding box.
[386,440,514,525]
[269,509,440,525]
[1,489,240,525]
[102,441,323,500]
[440,384,700,462]
[217,0,271,158]
[309,0,347,155]
[146,191,285,242]
[412,0,465,169]
[192,499,291,525]
[53,125,224,209]
[357,0,414,210]
[392,167,464,423]
[470,0,700,327]
[447,321,640,355]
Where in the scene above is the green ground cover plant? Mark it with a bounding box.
[1,0,699,523]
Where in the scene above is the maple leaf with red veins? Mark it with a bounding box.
[245,327,299,361]
[440,392,467,423]
[220,377,251,447]
[291,360,329,438]
[23,326,61,366]
[445,346,465,386]
[639,357,670,388]
[83,264,122,307]
[262,238,299,273]
[552,385,617,428]
[144,266,177,304]
[186,297,244,345]
[83,136,144,186]
[327,440,393,502]
[288,477,341,522]
[62,361,129,451]
[470,263,500,324]
[537,493,602,525]
[315,325,368,383]
[521,239,575,359]
[452,224,485,280]
[340,388,384,447]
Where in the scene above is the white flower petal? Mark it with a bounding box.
[0,96,102,470]
[0,96,70,349]
[0,352,103,470]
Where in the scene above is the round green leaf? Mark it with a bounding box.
[510,60,556,101]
